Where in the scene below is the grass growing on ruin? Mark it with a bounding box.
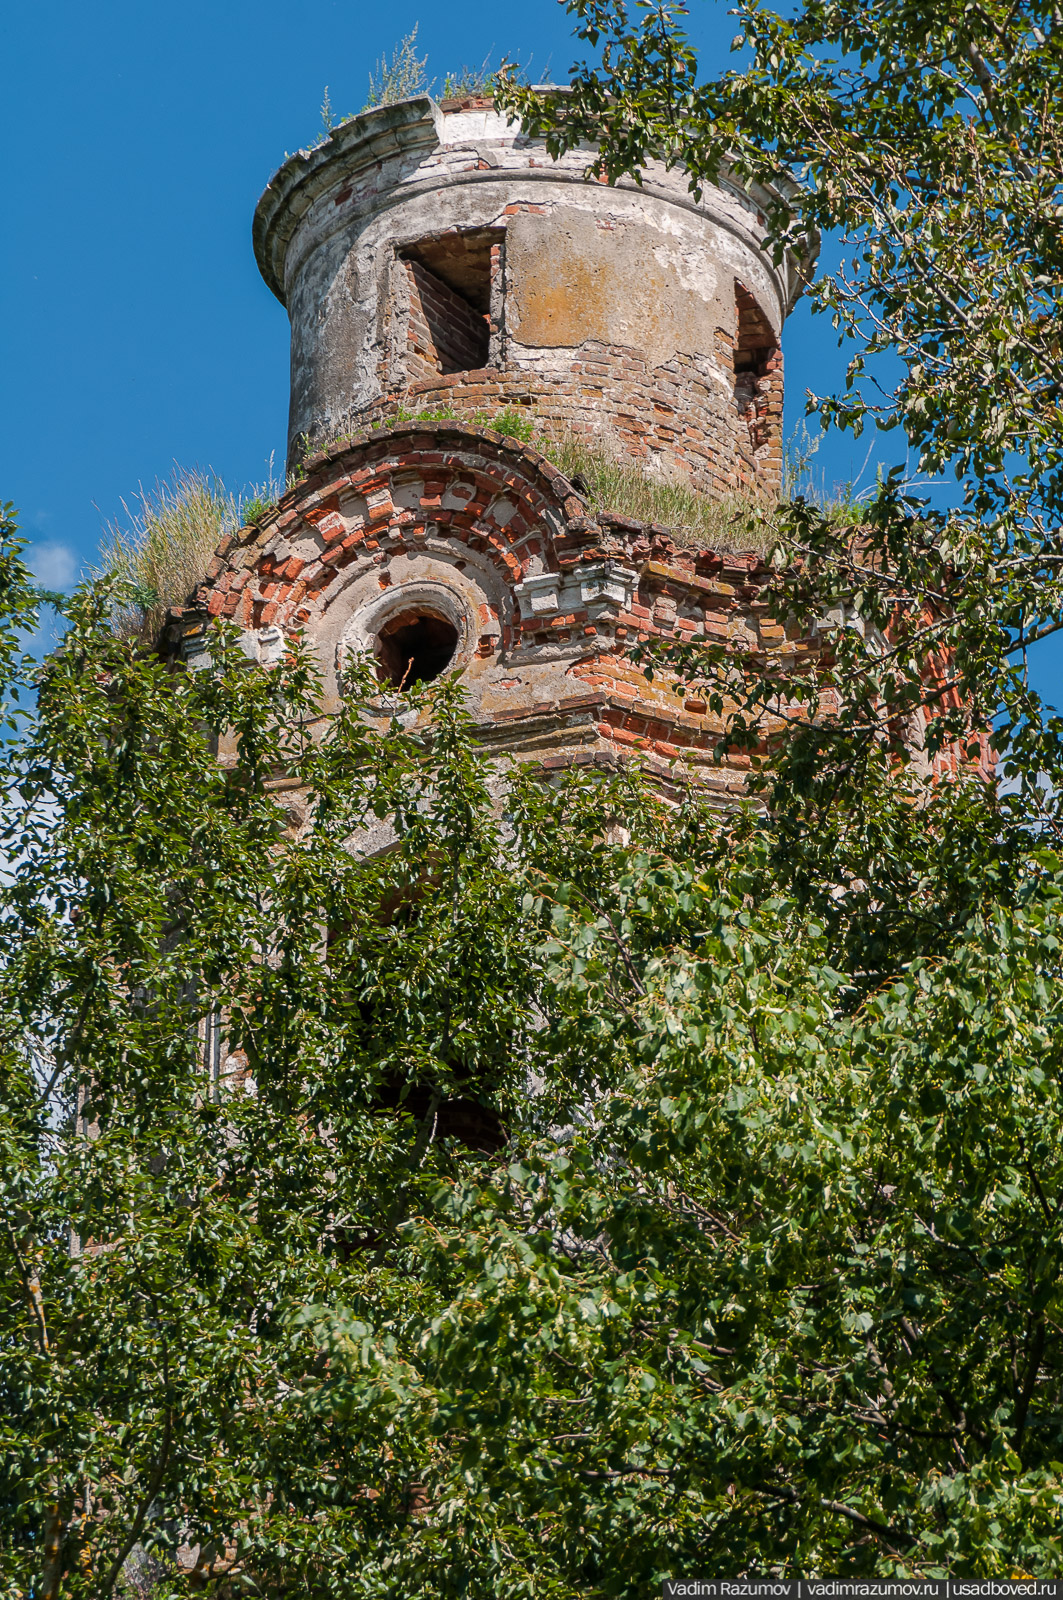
[97,467,280,638]
[382,402,779,555]
[313,30,509,147]
[361,28,430,112]
[536,418,869,550]
[535,432,780,556]
[98,417,866,641]
[300,402,868,562]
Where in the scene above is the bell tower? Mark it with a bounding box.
[253,94,802,497]
[168,95,813,801]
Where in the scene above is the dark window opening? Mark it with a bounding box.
[401,229,500,377]
[374,609,459,688]
[734,282,780,462]
[376,1081,507,1154]
[404,229,497,311]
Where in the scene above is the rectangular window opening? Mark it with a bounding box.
[734,280,780,460]
[400,229,500,377]
[733,281,777,409]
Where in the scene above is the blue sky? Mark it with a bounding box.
[3,0,1058,702]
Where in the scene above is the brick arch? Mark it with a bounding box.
[194,424,584,638]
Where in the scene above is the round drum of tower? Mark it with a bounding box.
[253,95,812,498]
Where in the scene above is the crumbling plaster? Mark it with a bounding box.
[253,97,810,493]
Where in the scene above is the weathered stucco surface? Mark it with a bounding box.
[203,105,829,804]
[504,209,726,369]
[253,96,806,497]
[164,131,983,815]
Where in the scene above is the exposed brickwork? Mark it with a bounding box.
[351,223,788,501]
[404,228,498,311]
[239,113,984,799]
[170,424,991,798]
[382,228,787,501]
[403,258,491,379]
[355,333,779,501]
[364,243,787,499]
[732,281,784,479]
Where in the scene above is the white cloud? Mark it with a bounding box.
[28,542,79,591]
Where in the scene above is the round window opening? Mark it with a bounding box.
[374,608,460,688]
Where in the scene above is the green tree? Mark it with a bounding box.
[4,0,1063,1588]
[500,0,1063,829]
[2,555,1062,1591]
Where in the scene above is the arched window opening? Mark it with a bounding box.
[373,608,459,688]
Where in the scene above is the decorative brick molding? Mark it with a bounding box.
[514,562,639,624]
[163,422,816,799]
[207,108,983,800]
[166,420,990,796]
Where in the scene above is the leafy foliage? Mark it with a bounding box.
[1,578,542,1594]
[498,0,1063,831]
[5,0,1063,1589]
[1,543,1061,1591]
[0,503,51,735]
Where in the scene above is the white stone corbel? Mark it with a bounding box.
[514,572,562,618]
[514,560,637,623]
[236,624,285,665]
[179,633,211,670]
[576,562,638,619]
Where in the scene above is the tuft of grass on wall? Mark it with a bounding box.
[520,414,860,549]
[312,33,519,148]
[439,58,498,101]
[312,404,778,553]
[362,28,430,112]
[533,431,778,556]
[97,469,236,639]
[782,417,877,528]
[97,467,280,640]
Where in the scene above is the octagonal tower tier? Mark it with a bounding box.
[254,95,809,497]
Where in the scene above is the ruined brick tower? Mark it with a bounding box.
[172,94,812,798]
[254,96,797,492]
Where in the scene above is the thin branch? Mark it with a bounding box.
[1013,1317,1047,1458]
[753,1480,918,1551]
[99,1410,174,1597]
[4,1216,49,1355]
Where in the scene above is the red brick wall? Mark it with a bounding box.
[177,424,993,795]
[403,259,490,379]
[355,250,785,502]
[359,340,780,501]
[354,253,786,500]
